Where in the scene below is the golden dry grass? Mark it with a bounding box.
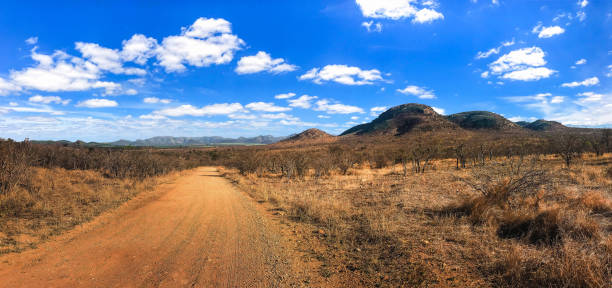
[223,154,612,287]
[0,167,174,254]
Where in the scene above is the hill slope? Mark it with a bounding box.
[446,111,520,130]
[284,128,334,142]
[341,103,457,136]
[523,120,567,131]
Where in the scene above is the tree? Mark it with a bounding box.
[553,133,583,168]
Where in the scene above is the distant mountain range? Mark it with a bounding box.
[27,103,591,147]
[340,103,571,136]
[109,135,285,146]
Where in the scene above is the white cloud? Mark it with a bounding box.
[578,0,588,8]
[235,51,297,74]
[355,0,444,24]
[28,95,70,105]
[575,59,587,65]
[260,113,299,121]
[25,37,38,45]
[299,64,385,85]
[154,103,244,117]
[93,81,122,96]
[475,39,515,59]
[76,98,118,108]
[288,95,318,109]
[274,92,296,99]
[412,8,444,23]
[125,88,138,95]
[487,47,556,81]
[532,25,565,39]
[245,102,291,112]
[362,21,382,32]
[550,96,565,103]
[76,42,145,75]
[370,106,387,116]
[476,47,500,59]
[314,99,364,114]
[576,11,586,22]
[143,97,171,104]
[607,65,612,78]
[577,92,602,102]
[121,34,158,65]
[155,17,244,72]
[481,71,490,78]
[561,77,599,88]
[504,93,565,115]
[431,106,445,114]
[501,67,556,81]
[317,115,331,119]
[397,85,436,99]
[0,77,21,95]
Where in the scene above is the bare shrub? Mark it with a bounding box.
[0,140,32,195]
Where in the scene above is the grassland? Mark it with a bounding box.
[222,154,612,287]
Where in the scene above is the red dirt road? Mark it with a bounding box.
[0,167,294,287]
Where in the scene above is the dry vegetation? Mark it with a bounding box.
[219,130,612,287]
[2,129,611,287]
[0,139,212,253]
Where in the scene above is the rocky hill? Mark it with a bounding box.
[283,128,334,142]
[340,103,458,136]
[446,111,520,130]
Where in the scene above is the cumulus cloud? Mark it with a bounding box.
[362,21,382,32]
[245,102,291,112]
[575,59,586,65]
[578,0,588,8]
[120,34,158,65]
[0,77,21,95]
[532,24,565,39]
[76,42,146,75]
[76,98,118,108]
[561,77,599,88]
[155,17,244,72]
[153,103,244,117]
[355,0,444,23]
[314,99,364,114]
[487,47,556,81]
[397,85,436,99]
[299,64,385,85]
[370,106,387,116]
[274,92,296,99]
[412,8,444,23]
[288,95,318,109]
[10,48,123,94]
[143,97,171,104]
[500,67,556,81]
[28,95,70,105]
[235,51,297,74]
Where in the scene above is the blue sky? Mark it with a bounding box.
[0,0,610,141]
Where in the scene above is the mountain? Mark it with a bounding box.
[110,135,285,146]
[521,120,567,131]
[446,111,520,130]
[340,103,458,136]
[283,128,334,142]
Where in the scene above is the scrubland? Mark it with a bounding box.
[0,139,211,254]
[223,152,612,287]
[2,130,611,287]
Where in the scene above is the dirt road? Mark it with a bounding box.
[0,167,294,287]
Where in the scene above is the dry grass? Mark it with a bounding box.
[0,167,169,254]
[223,154,612,287]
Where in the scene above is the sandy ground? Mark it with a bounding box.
[0,167,296,287]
